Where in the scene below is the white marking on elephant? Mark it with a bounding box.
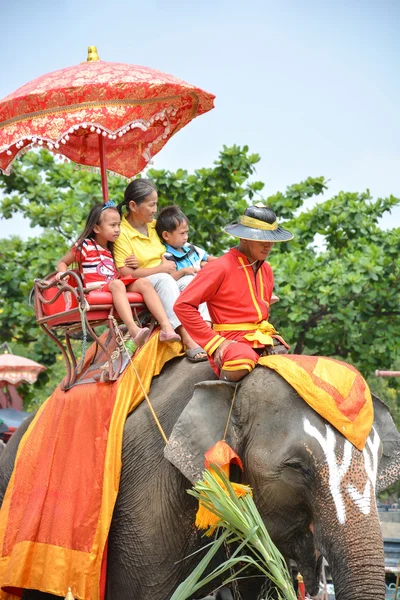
[304,418,352,525]
[363,427,380,490]
[304,420,381,525]
[345,427,380,515]
[346,480,371,514]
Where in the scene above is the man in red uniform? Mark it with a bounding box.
[174,204,293,382]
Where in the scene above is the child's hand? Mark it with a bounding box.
[183,267,197,276]
[270,294,280,305]
[161,256,177,274]
[124,254,139,269]
[54,271,64,281]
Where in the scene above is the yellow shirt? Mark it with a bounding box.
[114,216,166,269]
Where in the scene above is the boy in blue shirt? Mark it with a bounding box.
[155,206,214,360]
[155,206,216,281]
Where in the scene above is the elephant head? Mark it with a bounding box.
[165,366,400,600]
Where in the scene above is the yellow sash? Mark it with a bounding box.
[213,320,276,346]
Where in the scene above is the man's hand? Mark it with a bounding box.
[213,339,237,369]
[124,254,139,269]
[161,256,177,274]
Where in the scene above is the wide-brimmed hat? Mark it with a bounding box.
[224,204,293,242]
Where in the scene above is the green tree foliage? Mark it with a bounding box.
[268,189,400,369]
[0,147,399,419]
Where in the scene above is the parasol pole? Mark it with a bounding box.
[86,46,109,204]
[98,135,109,204]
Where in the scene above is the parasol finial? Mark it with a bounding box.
[64,587,75,600]
[87,46,100,62]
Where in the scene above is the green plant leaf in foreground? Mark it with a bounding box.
[170,467,296,600]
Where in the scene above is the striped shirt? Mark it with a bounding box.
[72,238,118,288]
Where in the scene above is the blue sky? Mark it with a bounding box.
[0,0,399,238]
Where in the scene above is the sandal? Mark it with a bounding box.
[159,331,182,343]
[133,327,151,348]
[186,347,208,363]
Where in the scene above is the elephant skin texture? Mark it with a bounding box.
[0,358,399,600]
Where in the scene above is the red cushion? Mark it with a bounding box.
[40,285,146,325]
[85,291,145,305]
[42,287,78,316]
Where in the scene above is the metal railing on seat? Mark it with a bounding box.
[33,271,155,390]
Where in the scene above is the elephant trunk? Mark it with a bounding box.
[310,427,387,600]
[320,510,385,600]
[329,545,385,600]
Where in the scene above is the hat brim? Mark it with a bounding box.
[224,223,293,242]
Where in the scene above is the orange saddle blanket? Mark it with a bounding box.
[259,354,373,451]
[0,331,183,600]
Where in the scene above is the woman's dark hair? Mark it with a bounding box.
[74,203,119,265]
[155,205,189,240]
[117,179,157,215]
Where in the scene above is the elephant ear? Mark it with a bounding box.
[373,394,400,492]
[164,380,237,483]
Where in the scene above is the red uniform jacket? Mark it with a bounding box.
[174,247,274,355]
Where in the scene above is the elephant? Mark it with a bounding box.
[0,357,399,600]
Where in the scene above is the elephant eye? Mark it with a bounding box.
[284,460,312,478]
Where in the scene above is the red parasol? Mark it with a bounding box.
[0,349,46,410]
[0,46,215,201]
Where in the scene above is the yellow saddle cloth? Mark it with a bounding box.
[259,354,373,451]
[0,332,183,600]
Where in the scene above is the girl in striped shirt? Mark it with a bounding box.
[56,203,181,348]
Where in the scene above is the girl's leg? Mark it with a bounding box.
[128,278,181,341]
[108,280,150,347]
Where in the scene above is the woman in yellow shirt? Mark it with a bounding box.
[114,179,208,362]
